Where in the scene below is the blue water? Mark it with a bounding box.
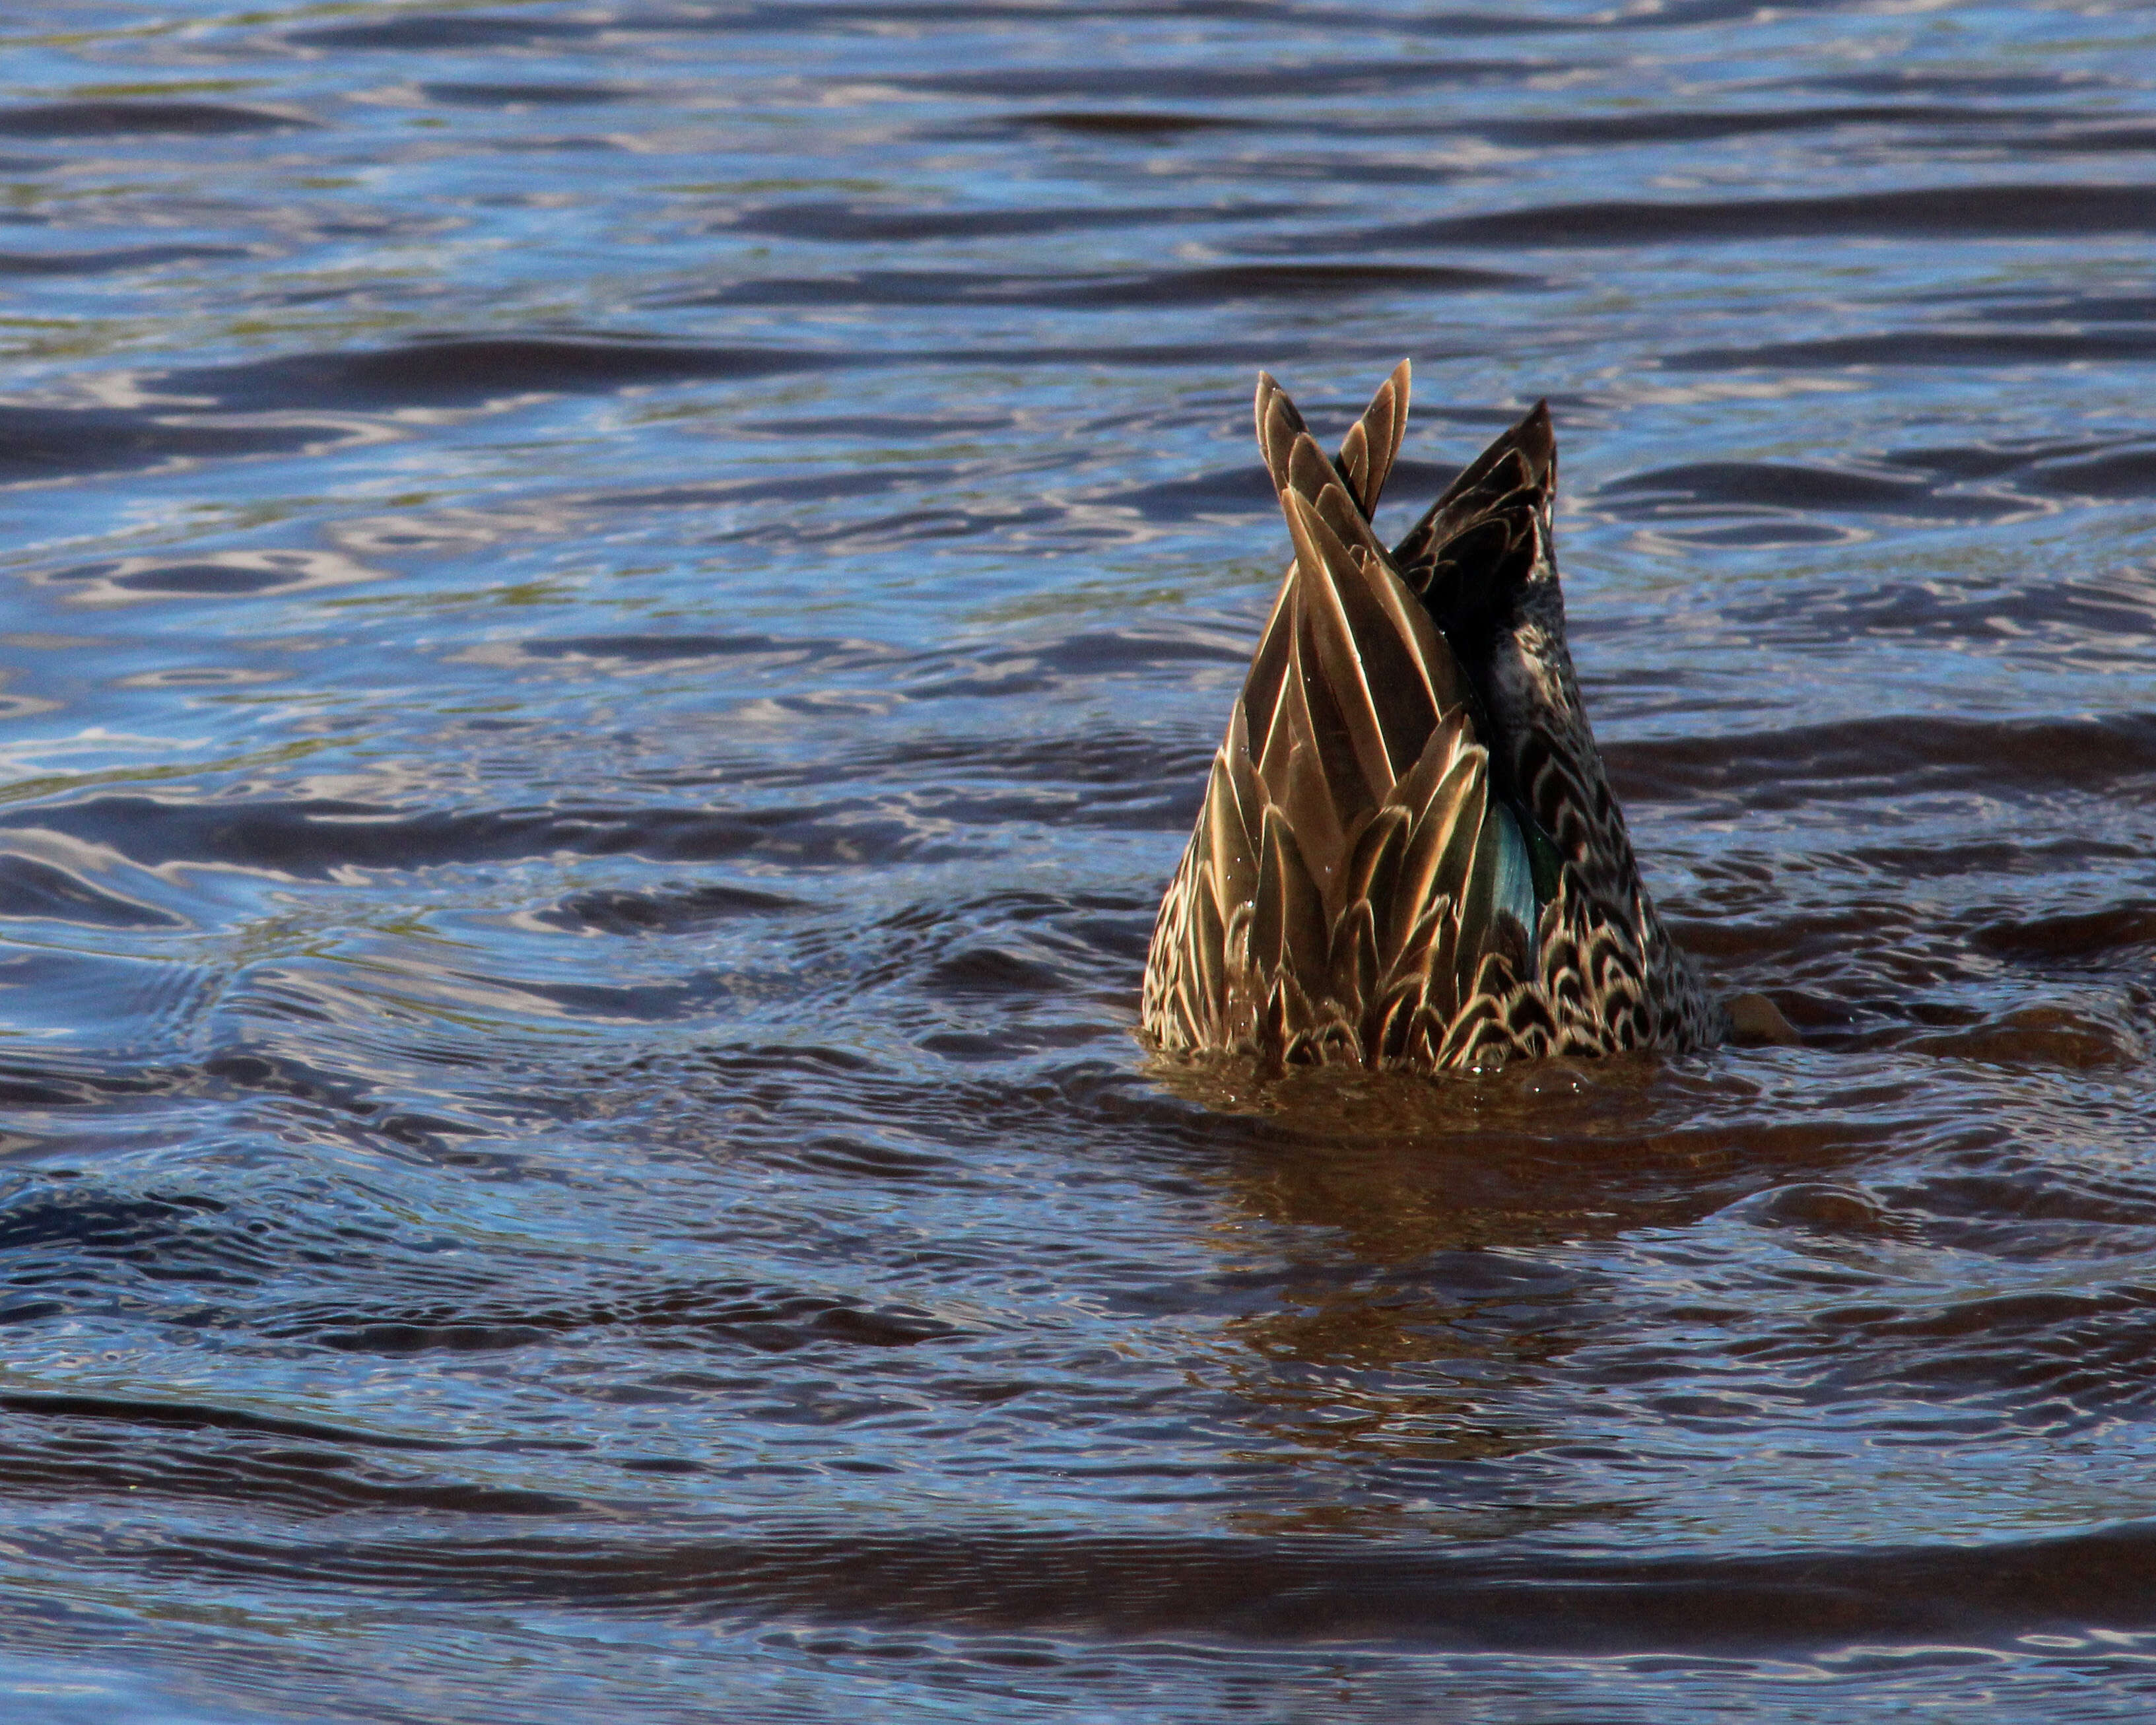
[3,2,2156,1719]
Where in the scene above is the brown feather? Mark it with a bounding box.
[1143,369,1725,1073]
[1336,358,1409,517]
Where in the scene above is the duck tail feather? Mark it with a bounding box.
[1336,359,1411,520]
[1274,425,1472,729]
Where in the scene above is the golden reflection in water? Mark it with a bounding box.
[1149,1052,1887,1536]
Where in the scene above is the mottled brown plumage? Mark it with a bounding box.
[1141,363,1726,1071]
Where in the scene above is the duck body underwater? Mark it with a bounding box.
[1141,362,1731,1073]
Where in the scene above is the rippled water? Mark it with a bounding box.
[3,2,2156,1719]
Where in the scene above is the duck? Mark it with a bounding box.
[1141,361,1749,1073]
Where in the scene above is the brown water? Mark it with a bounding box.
[2,2,2156,1720]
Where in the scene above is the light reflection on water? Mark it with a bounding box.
[1,1,2155,1720]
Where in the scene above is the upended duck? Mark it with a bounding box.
[1141,362,1736,1073]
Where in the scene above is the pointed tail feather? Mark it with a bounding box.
[1254,362,1411,522]
[1335,358,1410,518]
[1242,363,1421,772]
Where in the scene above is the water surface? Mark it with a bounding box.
[3,2,2156,1719]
